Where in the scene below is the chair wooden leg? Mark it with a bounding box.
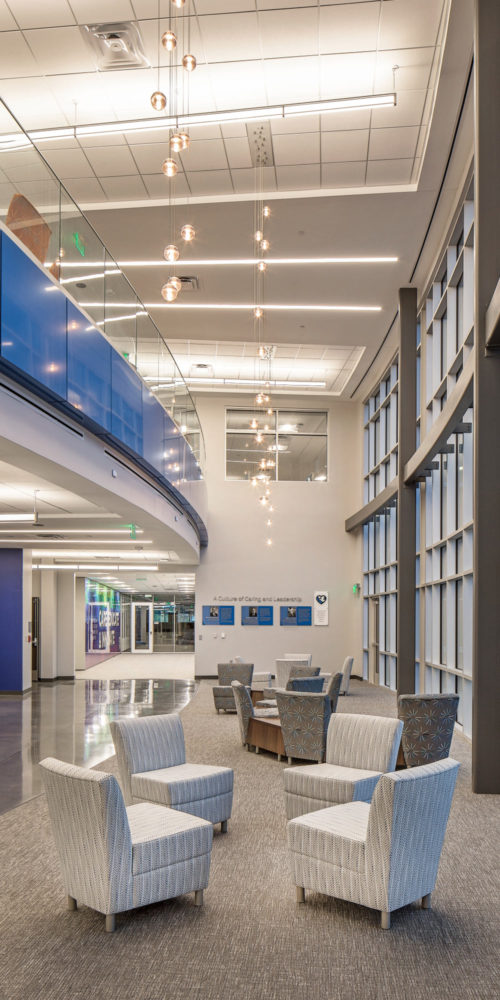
[255,746,260,754]
[194,890,204,906]
[220,820,228,834]
[67,895,77,911]
[422,892,432,909]
[380,911,391,929]
[277,754,281,762]
[288,756,293,765]
[105,914,116,933]
[296,886,305,903]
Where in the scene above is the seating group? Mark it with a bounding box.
[40,673,459,934]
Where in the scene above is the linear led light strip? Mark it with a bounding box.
[34,563,160,571]
[0,94,396,150]
[81,302,381,312]
[57,257,398,268]
[0,528,144,534]
[149,378,327,389]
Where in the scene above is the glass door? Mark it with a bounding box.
[131,602,153,653]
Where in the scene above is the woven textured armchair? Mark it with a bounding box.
[110,713,233,833]
[324,671,343,713]
[231,680,279,747]
[288,757,459,928]
[276,691,332,766]
[275,659,316,688]
[283,712,403,820]
[397,693,459,767]
[288,677,325,694]
[212,662,254,713]
[40,757,213,932]
[339,656,354,695]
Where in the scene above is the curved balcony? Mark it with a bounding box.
[0,98,207,544]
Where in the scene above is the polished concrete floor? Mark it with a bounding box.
[81,651,195,680]
[0,677,197,815]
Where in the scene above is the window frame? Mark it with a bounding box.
[225,406,329,483]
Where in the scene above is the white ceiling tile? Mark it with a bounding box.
[321,160,366,188]
[100,175,149,200]
[272,132,320,166]
[194,0,252,13]
[0,180,16,207]
[142,172,191,198]
[0,32,39,77]
[271,116,319,136]
[0,0,16,28]
[0,78,69,130]
[320,109,371,132]
[128,142,168,173]
[41,147,95,178]
[187,125,222,141]
[81,132,127,147]
[24,26,97,74]
[46,73,116,126]
[371,90,427,129]
[369,126,419,161]
[221,122,247,139]
[177,65,217,114]
[139,17,204,70]
[259,9,319,59]
[10,1,75,28]
[320,52,376,99]
[84,145,138,176]
[265,56,319,104]
[63,177,106,202]
[180,139,227,172]
[366,158,413,186]
[320,2,380,54]
[321,129,368,163]
[70,0,135,22]
[186,169,233,195]
[200,12,260,63]
[223,137,252,170]
[230,166,276,193]
[257,0,316,9]
[275,164,320,190]
[103,69,160,120]
[209,61,267,108]
[379,0,444,50]
[375,48,434,92]
[3,157,56,183]
[125,127,171,147]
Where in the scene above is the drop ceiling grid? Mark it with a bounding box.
[0,1,449,199]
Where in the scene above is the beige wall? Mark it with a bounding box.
[194,393,364,677]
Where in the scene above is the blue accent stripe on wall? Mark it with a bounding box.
[0,549,24,691]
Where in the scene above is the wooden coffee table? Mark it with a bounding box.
[247,715,285,758]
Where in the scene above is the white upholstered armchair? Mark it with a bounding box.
[40,757,213,932]
[110,713,234,833]
[283,712,403,819]
[288,757,459,928]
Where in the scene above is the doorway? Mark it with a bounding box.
[131,602,153,653]
[368,596,380,684]
[31,596,40,681]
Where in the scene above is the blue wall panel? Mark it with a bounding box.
[1,234,67,398]
[67,303,112,430]
[142,384,166,473]
[0,549,23,691]
[111,352,143,455]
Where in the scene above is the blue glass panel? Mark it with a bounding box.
[1,234,67,398]
[111,352,143,454]
[67,303,112,430]
[142,385,165,472]
[164,416,183,483]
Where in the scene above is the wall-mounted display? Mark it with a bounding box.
[202,605,235,625]
[241,605,273,626]
[280,605,312,626]
[314,591,329,626]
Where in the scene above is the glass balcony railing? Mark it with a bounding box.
[0,98,206,489]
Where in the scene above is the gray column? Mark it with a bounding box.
[396,288,417,696]
[472,0,500,792]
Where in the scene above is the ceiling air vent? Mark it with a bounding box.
[81,22,150,71]
[178,275,199,291]
[189,363,214,377]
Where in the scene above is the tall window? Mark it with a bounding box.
[226,408,327,482]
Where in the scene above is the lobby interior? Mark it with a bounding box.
[0,1,499,998]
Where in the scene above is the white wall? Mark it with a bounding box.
[194,393,364,678]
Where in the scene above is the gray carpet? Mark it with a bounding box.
[0,680,498,1000]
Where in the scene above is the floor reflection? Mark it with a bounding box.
[0,678,197,815]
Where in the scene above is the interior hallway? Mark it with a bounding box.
[80,651,196,680]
